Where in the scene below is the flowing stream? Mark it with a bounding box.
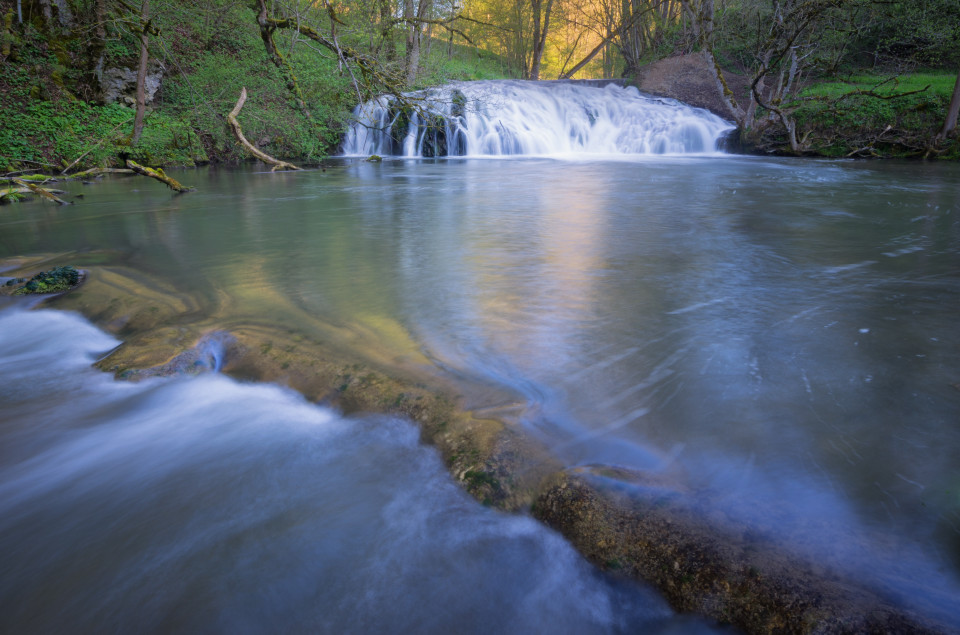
[0,305,703,634]
[2,81,960,631]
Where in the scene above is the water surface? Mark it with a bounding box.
[2,155,959,625]
[0,306,705,634]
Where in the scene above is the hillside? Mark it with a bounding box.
[0,0,512,172]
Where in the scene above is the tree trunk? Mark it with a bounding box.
[87,0,107,99]
[529,0,553,80]
[938,68,960,140]
[403,0,420,84]
[131,0,149,145]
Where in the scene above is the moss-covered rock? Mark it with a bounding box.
[533,469,946,634]
[9,266,81,295]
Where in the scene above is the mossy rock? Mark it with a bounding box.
[10,266,81,295]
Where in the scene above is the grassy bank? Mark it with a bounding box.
[791,72,959,158]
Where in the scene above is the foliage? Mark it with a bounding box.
[0,0,518,171]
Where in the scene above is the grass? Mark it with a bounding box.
[785,71,957,157]
[800,72,956,100]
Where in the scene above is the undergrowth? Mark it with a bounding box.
[0,1,514,173]
[788,73,957,158]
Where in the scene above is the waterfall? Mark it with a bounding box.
[342,80,735,158]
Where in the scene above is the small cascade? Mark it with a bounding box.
[342,80,735,157]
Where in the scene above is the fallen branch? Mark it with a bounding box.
[11,178,71,205]
[227,88,301,172]
[65,167,136,180]
[1,186,66,197]
[125,160,194,192]
[2,168,135,184]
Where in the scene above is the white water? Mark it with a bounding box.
[342,80,734,157]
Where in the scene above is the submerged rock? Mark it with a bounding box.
[533,469,946,635]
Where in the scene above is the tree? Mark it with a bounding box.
[938,68,960,141]
[680,0,856,152]
[527,0,553,79]
[131,0,149,145]
[404,0,434,84]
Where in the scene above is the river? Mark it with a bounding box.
[2,94,960,631]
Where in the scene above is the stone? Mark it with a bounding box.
[100,61,164,105]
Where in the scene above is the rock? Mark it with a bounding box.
[100,61,163,105]
[7,266,81,296]
[450,89,467,119]
[634,53,749,121]
[533,469,947,635]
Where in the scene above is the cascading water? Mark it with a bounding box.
[342,80,735,157]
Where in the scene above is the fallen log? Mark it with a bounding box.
[227,88,302,172]
[10,178,71,205]
[125,160,194,192]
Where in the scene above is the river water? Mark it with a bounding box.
[1,154,959,629]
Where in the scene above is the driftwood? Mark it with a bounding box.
[10,178,71,205]
[125,160,194,192]
[227,88,302,171]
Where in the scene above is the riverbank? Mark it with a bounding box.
[3,244,953,634]
[634,54,960,159]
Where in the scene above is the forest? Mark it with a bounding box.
[1,0,959,172]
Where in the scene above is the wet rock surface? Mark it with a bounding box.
[533,470,949,634]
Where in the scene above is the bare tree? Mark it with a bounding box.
[680,0,850,152]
